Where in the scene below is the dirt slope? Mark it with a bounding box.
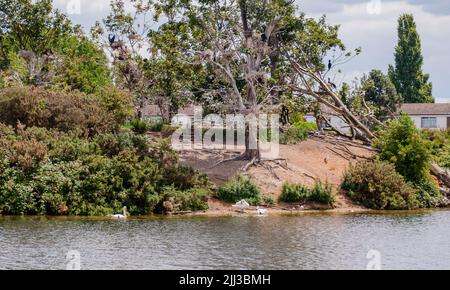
[178,135,375,212]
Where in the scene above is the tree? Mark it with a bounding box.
[374,114,431,183]
[152,0,301,163]
[388,14,433,103]
[360,69,401,121]
[0,0,111,93]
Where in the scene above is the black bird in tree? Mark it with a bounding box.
[328,78,337,90]
[108,34,115,46]
[328,60,332,71]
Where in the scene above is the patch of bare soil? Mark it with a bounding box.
[177,134,376,215]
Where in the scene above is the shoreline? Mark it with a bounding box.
[1,207,449,220]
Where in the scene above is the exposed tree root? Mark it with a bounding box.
[212,154,246,167]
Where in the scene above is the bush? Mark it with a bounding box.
[0,125,212,215]
[130,119,149,134]
[280,113,317,144]
[279,183,309,202]
[155,186,209,213]
[217,175,261,205]
[148,121,164,132]
[374,114,431,183]
[422,129,450,169]
[342,160,418,210]
[279,180,335,205]
[309,180,335,204]
[0,86,117,136]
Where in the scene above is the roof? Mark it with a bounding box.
[141,104,161,117]
[141,103,196,117]
[398,103,450,115]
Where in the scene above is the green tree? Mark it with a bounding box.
[374,114,431,183]
[361,69,401,120]
[388,14,433,103]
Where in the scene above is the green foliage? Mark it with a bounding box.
[280,113,317,144]
[0,126,211,215]
[0,86,121,136]
[148,121,164,132]
[95,87,134,126]
[279,182,309,202]
[360,69,401,120]
[130,119,149,134]
[53,35,112,94]
[279,180,335,205]
[342,160,419,210]
[217,175,261,205]
[0,0,72,67]
[309,180,335,205]
[388,14,433,103]
[374,114,431,183]
[422,129,450,169]
[156,186,209,213]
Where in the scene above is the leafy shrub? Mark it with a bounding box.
[0,86,117,136]
[280,113,317,144]
[279,180,335,205]
[155,186,209,213]
[130,119,149,134]
[262,195,275,206]
[309,180,335,205]
[422,129,450,169]
[342,160,418,210]
[217,175,261,205]
[374,114,431,183]
[414,180,446,208]
[148,121,164,132]
[279,183,309,202]
[0,125,212,215]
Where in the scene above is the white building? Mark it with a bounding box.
[398,103,450,130]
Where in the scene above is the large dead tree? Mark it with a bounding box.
[289,59,377,143]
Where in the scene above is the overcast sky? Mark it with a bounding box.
[53,0,450,103]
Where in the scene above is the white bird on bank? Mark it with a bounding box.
[111,206,128,219]
[256,206,267,215]
[232,200,250,212]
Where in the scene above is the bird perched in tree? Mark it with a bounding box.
[328,78,337,89]
[328,60,332,71]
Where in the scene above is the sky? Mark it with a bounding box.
[52,0,450,103]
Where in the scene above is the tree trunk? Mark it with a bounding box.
[431,163,450,189]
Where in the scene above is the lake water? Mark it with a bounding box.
[1,210,450,270]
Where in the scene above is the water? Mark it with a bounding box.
[1,210,450,270]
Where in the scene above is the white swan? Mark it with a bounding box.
[232,200,250,212]
[256,206,267,215]
[111,206,128,219]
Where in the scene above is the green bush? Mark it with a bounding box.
[217,175,261,205]
[148,121,164,132]
[0,125,212,215]
[309,180,335,204]
[155,186,209,213]
[342,160,419,210]
[422,129,450,169]
[279,180,335,205]
[0,86,118,136]
[130,119,149,134]
[374,114,431,183]
[280,113,317,144]
[279,182,309,202]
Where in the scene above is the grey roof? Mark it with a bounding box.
[141,103,196,117]
[398,103,450,115]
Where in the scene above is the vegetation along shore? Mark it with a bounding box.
[0,0,449,217]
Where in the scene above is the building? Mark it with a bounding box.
[141,102,197,125]
[398,103,450,130]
